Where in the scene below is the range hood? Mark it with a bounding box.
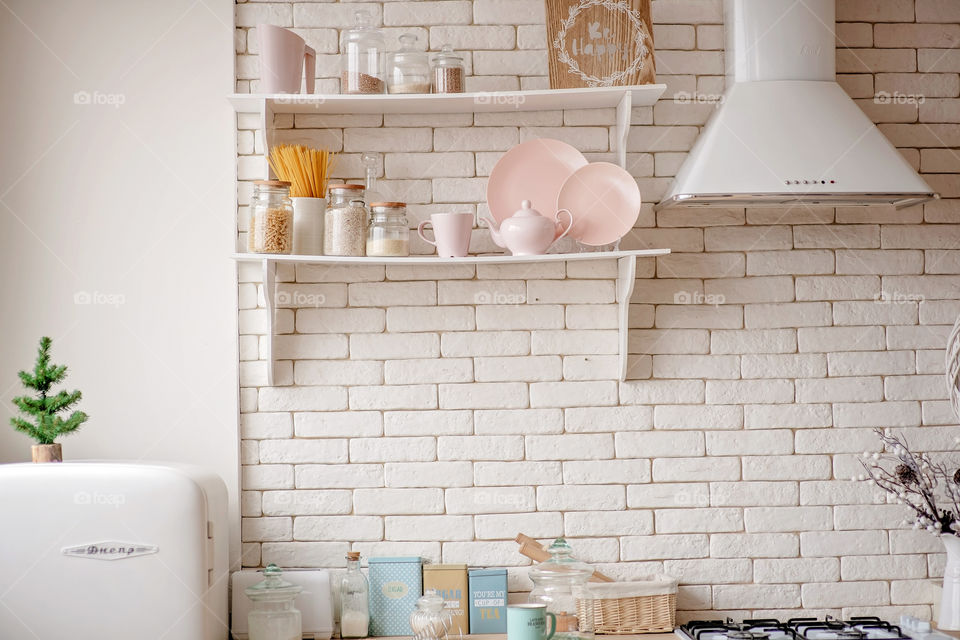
[656,0,936,211]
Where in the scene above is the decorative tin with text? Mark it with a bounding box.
[469,568,508,634]
[424,564,469,634]
[368,556,423,636]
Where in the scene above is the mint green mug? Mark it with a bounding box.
[508,604,556,640]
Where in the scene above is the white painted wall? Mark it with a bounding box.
[0,0,239,559]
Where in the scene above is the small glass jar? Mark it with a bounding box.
[387,33,430,94]
[340,551,370,639]
[432,45,464,94]
[245,564,303,640]
[249,180,294,254]
[325,184,368,256]
[528,538,594,640]
[341,10,386,94]
[410,591,453,640]
[366,202,410,257]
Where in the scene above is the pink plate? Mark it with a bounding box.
[556,162,642,246]
[486,139,588,224]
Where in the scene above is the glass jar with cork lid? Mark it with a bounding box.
[249,180,294,254]
[325,184,368,256]
[366,202,410,257]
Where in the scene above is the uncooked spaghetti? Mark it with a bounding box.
[268,144,336,198]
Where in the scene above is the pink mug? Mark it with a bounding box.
[418,213,474,257]
[257,24,316,94]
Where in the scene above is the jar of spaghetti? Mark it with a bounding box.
[325,184,368,256]
[249,180,293,254]
[366,202,409,256]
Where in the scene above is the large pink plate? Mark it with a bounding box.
[557,162,642,246]
[486,138,588,224]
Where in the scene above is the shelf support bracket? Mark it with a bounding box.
[262,258,277,386]
[617,255,637,382]
[615,91,632,170]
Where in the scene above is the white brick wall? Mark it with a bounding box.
[235,0,960,619]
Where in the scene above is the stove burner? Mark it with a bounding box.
[836,631,866,640]
[676,616,916,640]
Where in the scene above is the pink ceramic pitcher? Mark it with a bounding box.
[257,24,316,94]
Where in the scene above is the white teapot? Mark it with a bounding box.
[482,200,574,256]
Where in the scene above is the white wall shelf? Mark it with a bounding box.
[233,249,670,384]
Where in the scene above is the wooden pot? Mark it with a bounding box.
[32,443,62,463]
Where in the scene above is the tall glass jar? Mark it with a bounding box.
[366,202,410,256]
[249,180,294,254]
[325,184,368,256]
[432,45,464,94]
[387,33,430,94]
[341,10,385,94]
[340,551,370,639]
[245,564,303,640]
[528,538,594,640]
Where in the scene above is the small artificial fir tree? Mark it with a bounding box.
[10,336,88,445]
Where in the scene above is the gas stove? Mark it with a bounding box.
[676,616,952,640]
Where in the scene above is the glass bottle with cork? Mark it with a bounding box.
[340,551,370,639]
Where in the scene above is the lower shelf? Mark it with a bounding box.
[233,249,670,383]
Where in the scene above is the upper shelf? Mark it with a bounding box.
[231,249,669,265]
[228,85,667,115]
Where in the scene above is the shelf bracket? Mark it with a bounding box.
[617,255,637,382]
[615,90,632,170]
[262,258,277,386]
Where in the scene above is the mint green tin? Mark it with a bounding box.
[368,556,423,636]
[469,568,508,634]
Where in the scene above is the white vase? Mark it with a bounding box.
[940,536,960,630]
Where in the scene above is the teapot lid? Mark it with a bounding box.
[529,537,592,582]
[512,200,543,218]
[245,564,303,601]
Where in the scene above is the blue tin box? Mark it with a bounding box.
[368,556,423,636]
[468,568,508,634]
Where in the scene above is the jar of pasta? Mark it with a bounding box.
[366,202,409,256]
[249,180,294,254]
[325,184,368,256]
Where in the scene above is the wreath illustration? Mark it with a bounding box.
[553,0,652,87]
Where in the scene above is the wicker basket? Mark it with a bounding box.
[576,575,678,635]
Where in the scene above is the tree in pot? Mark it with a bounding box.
[10,336,89,462]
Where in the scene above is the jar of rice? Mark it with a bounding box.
[325,184,368,256]
[249,180,294,254]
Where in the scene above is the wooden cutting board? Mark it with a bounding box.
[544,0,656,88]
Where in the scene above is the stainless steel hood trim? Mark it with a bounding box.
[656,192,938,211]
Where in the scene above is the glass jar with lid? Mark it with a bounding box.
[340,551,369,639]
[528,538,594,640]
[341,10,386,94]
[410,590,453,640]
[366,202,410,257]
[245,564,303,640]
[249,180,294,254]
[432,45,464,94]
[325,184,368,256]
[387,33,430,94]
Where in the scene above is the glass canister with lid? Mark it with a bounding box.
[410,590,453,640]
[249,180,294,254]
[325,184,368,256]
[341,10,386,94]
[432,45,464,94]
[245,564,303,640]
[528,537,594,640]
[366,202,410,257]
[387,33,430,94]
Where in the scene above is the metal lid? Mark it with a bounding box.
[368,556,423,564]
[245,564,303,601]
[469,568,507,577]
[423,563,467,571]
[328,183,365,191]
[254,180,291,187]
[369,201,406,208]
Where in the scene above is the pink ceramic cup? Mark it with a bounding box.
[418,213,474,257]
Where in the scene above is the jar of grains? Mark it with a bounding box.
[366,202,410,256]
[249,180,294,254]
[432,45,464,94]
[325,184,368,256]
[341,10,386,94]
[387,34,430,94]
